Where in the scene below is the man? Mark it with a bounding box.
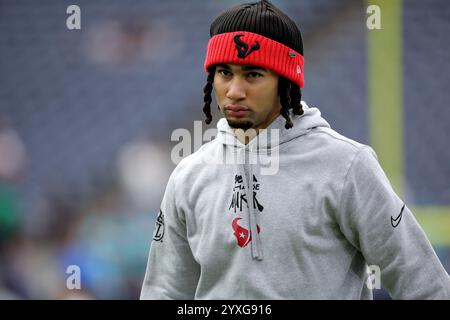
[140,0,450,299]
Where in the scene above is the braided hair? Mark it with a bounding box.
[202,66,304,129]
[202,67,215,125]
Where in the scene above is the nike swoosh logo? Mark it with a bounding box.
[391,204,405,228]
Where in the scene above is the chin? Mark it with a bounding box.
[226,119,254,131]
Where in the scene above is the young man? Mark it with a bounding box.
[140,0,450,299]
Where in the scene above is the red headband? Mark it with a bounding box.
[204,31,304,88]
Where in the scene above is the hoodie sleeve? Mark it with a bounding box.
[140,172,200,299]
[337,147,450,299]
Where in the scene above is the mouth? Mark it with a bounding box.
[225,105,250,118]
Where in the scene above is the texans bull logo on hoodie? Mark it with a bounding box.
[232,217,261,247]
[229,174,264,248]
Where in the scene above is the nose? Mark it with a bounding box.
[226,77,246,101]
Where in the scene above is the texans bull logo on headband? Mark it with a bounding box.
[234,34,260,59]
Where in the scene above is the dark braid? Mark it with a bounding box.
[290,85,304,117]
[279,77,293,129]
[279,76,304,129]
[202,67,215,125]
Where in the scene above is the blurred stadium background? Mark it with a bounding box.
[0,0,449,299]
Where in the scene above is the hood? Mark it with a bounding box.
[217,101,330,151]
[215,101,330,261]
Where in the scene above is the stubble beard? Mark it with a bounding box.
[226,119,254,131]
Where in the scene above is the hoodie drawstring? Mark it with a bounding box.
[241,148,264,261]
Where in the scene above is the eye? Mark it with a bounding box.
[247,72,263,78]
[217,69,231,77]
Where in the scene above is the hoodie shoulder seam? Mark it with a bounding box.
[178,138,221,164]
[314,127,366,150]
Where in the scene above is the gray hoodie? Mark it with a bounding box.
[140,102,450,299]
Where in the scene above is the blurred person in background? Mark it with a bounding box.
[55,139,170,299]
[0,115,27,299]
[140,0,450,300]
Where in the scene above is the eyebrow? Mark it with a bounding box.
[216,64,267,72]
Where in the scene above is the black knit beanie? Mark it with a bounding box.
[204,0,305,87]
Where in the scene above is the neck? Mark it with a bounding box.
[234,128,259,145]
[234,108,282,145]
